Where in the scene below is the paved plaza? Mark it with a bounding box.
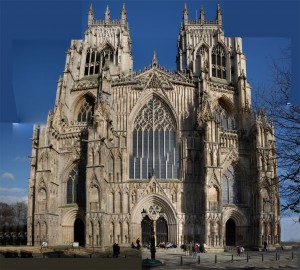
[0,245,298,269]
[142,247,299,269]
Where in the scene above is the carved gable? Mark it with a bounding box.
[140,176,168,198]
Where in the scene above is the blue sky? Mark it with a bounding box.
[0,0,299,240]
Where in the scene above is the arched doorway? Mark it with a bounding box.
[141,216,152,245]
[74,218,85,246]
[156,217,168,243]
[225,218,236,246]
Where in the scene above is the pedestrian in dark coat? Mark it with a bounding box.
[263,241,268,252]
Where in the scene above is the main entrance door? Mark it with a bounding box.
[141,216,152,245]
[156,217,168,244]
[225,218,236,246]
[74,218,85,246]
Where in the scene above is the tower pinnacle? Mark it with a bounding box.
[105,5,110,24]
[183,3,188,25]
[88,3,94,26]
[216,3,222,26]
[121,3,127,25]
[200,6,205,24]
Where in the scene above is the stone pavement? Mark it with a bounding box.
[0,245,298,269]
[142,247,299,269]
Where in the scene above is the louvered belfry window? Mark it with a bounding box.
[212,45,226,79]
[129,97,179,179]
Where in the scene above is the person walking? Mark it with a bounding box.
[263,241,268,252]
[136,238,141,250]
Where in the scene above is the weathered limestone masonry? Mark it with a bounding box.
[27,4,280,250]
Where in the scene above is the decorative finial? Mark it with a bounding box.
[152,51,158,67]
[89,3,93,13]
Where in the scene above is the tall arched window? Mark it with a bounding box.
[213,102,236,130]
[77,96,94,123]
[66,163,86,204]
[212,45,226,79]
[85,49,100,76]
[222,165,241,204]
[129,97,179,179]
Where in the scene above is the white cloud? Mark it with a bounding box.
[1,172,15,180]
[0,187,26,193]
[0,195,28,204]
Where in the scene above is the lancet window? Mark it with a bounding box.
[212,45,227,79]
[129,97,179,179]
[222,165,241,204]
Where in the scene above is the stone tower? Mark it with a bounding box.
[27,4,280,250]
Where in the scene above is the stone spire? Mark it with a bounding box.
[88,3,94,26]
[105,5,110,24]
[216,3,222,26]
[200,6,205,25]
[183,3,188,25]
[121,3,127,25]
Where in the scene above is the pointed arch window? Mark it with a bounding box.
[222,165,241,204]
[101,47,114,68]
[77,96,94,123]
[129,97,179,179]
[212,45,227,79]
[196,45,209,75]
[213,102,237,130]
[66,163,86,204]
[85,49,100,76]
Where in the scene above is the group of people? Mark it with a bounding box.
[183,242,206,257]
[131,238,141,250]
[112,243,120,258]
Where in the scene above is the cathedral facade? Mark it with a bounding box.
[27,4,281,250]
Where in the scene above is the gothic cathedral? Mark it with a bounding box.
[27,4,281,250]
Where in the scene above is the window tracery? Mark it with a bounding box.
[212,45,226,79]
[129,97,179,179]
[213,102,236,130]
[222,165,241,204]
[77,97,94,123]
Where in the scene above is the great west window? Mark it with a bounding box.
[129,97,179,179]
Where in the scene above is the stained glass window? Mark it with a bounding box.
[129,97,179,179]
